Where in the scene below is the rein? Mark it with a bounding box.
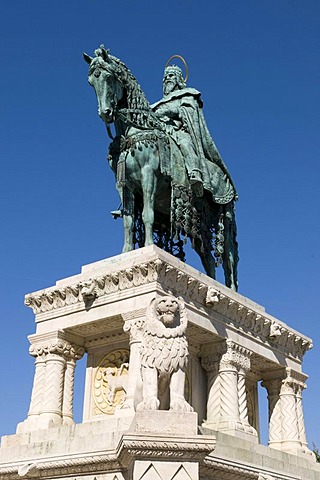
[116,108,165,132]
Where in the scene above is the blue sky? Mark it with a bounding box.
[0,0,319,448]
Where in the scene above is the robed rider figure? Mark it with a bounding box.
[152,63,237,203]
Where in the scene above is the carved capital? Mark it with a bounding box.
[281,368,307,394]
[220,340,251,372]
[122,309,146,342]
[200,342,224,373]
[261,378,283,396]
[29,335,84,360]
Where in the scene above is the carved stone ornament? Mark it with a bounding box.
[220,339,251,372]
[205,287,220,306]
[29,337,85,360]
[137,295,193,412]
[24,256,312,361]
[93,349,130,415]
[80,279,97,302]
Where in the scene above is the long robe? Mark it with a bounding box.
[152,88,237,205]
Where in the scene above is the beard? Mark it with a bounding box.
[164,80,177,96]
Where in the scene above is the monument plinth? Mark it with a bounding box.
[0,246,318,480]
[0,44,318,480]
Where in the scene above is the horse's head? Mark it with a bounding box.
[83,45,123,124]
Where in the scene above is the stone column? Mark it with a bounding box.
[279,370,300,453]
[120,313,145,412]
[296,383,308,450]
[38,351,67,428]
[19,352,47,431]
[202,340,256,440]
[238,362,256,435]
[262,368,314,458]
[218,341,241,430]
[17,333,84,432]
[246,378,259,436]
[201,345,222,429]
[62,358,76,425]
[62,343,85,425]
[280,368,314,457]
[261,377,283,451]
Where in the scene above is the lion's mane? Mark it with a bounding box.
[140,296,188,374]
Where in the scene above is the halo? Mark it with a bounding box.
[165,54,189,83]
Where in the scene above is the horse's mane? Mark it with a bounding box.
[109,54,150,111]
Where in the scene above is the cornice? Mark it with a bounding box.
[24,254,312,361]
[0,434,215,479]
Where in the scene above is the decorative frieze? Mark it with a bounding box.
[205,288,311,360]
[24,259,312,362]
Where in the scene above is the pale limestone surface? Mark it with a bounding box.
[0,246,319,480]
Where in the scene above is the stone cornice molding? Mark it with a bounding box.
[203,456,298,480]
[0,434,216,479]
[24,257,312,361]
[205,288,312,361]
[0,451,120,478]
[24,260,163,315]
[118,434,216,462]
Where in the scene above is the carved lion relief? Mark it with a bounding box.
[137,295,193,412]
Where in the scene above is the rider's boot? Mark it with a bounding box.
[190,169,203,197]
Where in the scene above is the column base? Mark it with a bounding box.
[202,417,258,442]
[274,441,316,461]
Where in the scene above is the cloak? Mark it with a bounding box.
[152,88,237,204]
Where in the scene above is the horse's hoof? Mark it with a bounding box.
[122,246,133,253]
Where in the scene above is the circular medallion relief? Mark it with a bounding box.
[93,349,129,415]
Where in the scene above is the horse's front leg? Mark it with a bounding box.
[117,185,135,252]
[141,165,157,247]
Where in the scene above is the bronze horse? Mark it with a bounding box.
[84,46,238,290]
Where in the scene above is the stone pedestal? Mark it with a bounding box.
[0,246,319,480]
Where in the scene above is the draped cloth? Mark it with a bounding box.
[152,88,237,205]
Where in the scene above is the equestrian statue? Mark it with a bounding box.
[83,45,239,290]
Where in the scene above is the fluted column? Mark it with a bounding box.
[202,340,256,440]
[296,383,307,449]
[280,374,300,452]
[17,332,85,433]
[120,314,145,411]
[25,354,46,425]
[62,358,76,424]
[62,343,84,425]
[262,377,283,450]
[280,368,314,457]
[219,347,239,427]
[39,352,66,428]
[238,364,256,435]
[201,347,222,429]
[262,368,314,459]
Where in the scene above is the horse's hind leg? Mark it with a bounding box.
[194,238,216,279]
[222,203,239,291]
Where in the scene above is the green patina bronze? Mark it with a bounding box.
[84,45,238,290]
